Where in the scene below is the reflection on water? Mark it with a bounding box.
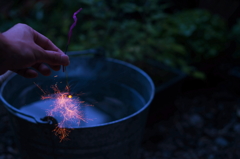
[19,83,145,127]
[20,99,114,127]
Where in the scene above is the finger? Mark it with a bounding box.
[32,29,60,52]
[32,63,51,76]
[34,49,70,66]
[12,68,38,78]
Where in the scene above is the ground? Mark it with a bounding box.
[140,69,240,159]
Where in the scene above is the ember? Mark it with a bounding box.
[40,84,88,142]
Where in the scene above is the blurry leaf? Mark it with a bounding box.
[121,3,138,13]
[192,71,206,79]
[151,13,167,20]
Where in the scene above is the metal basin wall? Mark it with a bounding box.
[0,54,155,159]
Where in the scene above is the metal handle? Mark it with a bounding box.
[5,105,51,125]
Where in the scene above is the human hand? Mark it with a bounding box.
[0,23,69,78]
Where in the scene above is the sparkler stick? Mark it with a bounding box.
[34,9,87,141]
[63,8,82,92]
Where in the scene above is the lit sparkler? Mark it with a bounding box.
[43,84,87,142]
[35,83,88,142]
[35,8,85,142]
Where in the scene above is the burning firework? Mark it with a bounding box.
[46,85,85,140]
[34,8,85,142]
[35,83,88,142]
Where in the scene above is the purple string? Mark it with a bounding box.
[67,8,82,45]
[63,8,82,72]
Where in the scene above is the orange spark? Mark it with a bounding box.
[39,84,88,142]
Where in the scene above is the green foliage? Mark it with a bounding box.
[144,9,229,78]
[0,1,228,79]
[158,10,227,59]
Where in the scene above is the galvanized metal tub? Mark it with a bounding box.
[0,51,155,159]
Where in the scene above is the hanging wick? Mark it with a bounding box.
[62,8,82,72]
[62,8,82,95]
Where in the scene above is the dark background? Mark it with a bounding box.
[1,0,240,158]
